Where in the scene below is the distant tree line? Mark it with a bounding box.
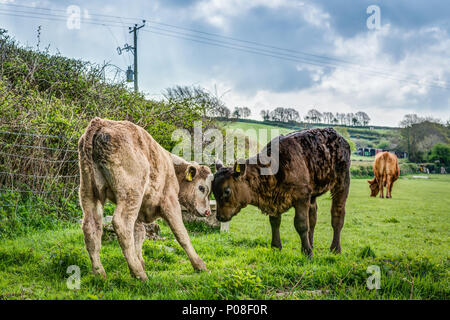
[212,104,371,126]
[259,108,371,126]
[173,87,371,127]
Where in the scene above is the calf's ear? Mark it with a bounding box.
[215,159,224,171]
[233,160,246,177]
[185,166,197,182]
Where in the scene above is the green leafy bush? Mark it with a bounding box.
[0,30,219,237]
[399,163,419,175]
[0,191,78,239]
[428,143,450,166]
[213,269,264,299]
[350,164,374,178]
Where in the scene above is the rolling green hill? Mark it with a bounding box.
[220,119,399,153]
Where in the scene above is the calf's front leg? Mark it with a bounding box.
[134,219,147,270]
[269,215,282,250]
[161,194,208,272]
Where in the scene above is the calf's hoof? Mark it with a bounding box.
[193,259,209,272]
[302,247,313,258]
[133,272,148,282]
[271,243,282,250]
[93,267,107,279]
[330,245,341,254]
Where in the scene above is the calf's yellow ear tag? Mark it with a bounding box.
[235,163,241,173]
[186,169,193,181]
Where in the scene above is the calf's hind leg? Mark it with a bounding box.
[269,215,282,250]
[385,176,394,198]
[294,198,313,257]
[309,197,318,248]
[80,175,106,278]
[330,184,349,254]
[112,191,147,281]
[378,176,385,198]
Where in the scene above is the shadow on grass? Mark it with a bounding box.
[183,221,220,235]
[230,238,268,248]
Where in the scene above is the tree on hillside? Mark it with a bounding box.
[232,108,239,118]
[212,105,231,118]
[242,107,251,118]
[400,114,424,161]
[322,112,334,124]
[269,108,278,121]
[345,113,354,126]
[270,107,286,122]
[260,110,270,121]
[356,111,370,126]
[336,112,346,125]
[164,85,227,119]
[399,115,450,162]
[331,116,339,125]
[232,106,251,119]
[400,114,424,127]
[306,109,322,123]
[285,108,300,123]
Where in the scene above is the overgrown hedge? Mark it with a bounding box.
[349,161,449,177]
[0,29,216,237]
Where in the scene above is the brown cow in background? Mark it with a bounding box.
[368,151,400,198]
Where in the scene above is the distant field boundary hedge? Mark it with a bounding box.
[216,118,399,131]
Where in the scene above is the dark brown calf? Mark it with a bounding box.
[212,128,351,256]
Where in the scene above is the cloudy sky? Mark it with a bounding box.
[1,0,449,126]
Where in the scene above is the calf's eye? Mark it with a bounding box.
[199,186,205,193]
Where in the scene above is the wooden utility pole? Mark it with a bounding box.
[129,21,146,93]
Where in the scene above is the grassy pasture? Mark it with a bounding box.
[0,175,448,300]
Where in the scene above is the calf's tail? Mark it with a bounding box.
[78,117,107,200]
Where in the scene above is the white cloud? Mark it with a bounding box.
[199,23,450,126]
[190,0,330,31]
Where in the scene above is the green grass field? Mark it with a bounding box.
[0,175,448,300]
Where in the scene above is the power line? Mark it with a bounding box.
[142,28,449,90]
[0,7,129,28]
[1,2,447,88]
[0,5,444,87]
[0,4,448,90]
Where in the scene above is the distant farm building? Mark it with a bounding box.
[356,148,408,159]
